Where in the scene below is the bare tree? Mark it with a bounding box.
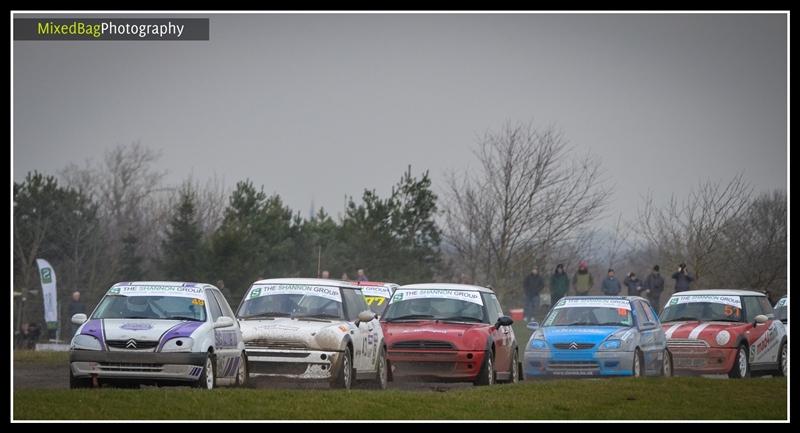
[636,174,752,286]
[442,121,611,298]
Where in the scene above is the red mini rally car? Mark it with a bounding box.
[660,289,787,378]
[381,283,521,386]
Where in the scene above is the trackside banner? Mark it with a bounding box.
[107,284,205,299]
[247,284,342,303]
[666,295,742,309]
[554,298,631,310]
[36,259,58,325]
[389,289,483,306]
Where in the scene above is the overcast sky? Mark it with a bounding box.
[13,13,787,227]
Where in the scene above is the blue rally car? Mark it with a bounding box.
[523,296,672,378]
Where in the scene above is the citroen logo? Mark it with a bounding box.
[568,342,579,350]
[126,339,138,349]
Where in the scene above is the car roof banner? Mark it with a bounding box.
[107,284,205,299]
[360,285,392,298]
[667,295,742,308]
[390,289,483,305]
[554,298,631,310]
[247,284,342,302]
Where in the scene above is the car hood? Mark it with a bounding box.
[661,320,746,342]
[95,318,191,341]
[239,317,352,350]
[542,326,626,345]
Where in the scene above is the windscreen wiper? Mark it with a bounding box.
[164,316,203,322]
[438,316,483,323]
[241,312,291,319]
[385,314,435,322]
[662,317,700,323]
[292,313,340,321]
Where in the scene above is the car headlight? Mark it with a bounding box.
[529,333,547,350]
[72,334,103,351]
[715,331,730,346]
[160,337,194,352]
[599,339,622,351]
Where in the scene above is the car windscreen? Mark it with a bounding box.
[92,295,206,321]
[543,300,632,327]
[660,295,744,323]
[382,288,487,323]
[237,284,344,320]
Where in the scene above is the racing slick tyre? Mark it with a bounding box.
[331,347,354,390]
[195,352,217,390]
[728,344,751,379]
[69,369,91,389]
[235,351,249,387]
[632,348,644,377]
[775,340,787,377]
[661,349,673,377]
[474,349,495,386]
[505,349,520,384]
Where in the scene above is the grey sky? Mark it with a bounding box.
[13,13,787,226]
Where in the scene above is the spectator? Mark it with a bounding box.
[572,261,594,296]
[341,272,350,281]
[601,269,622,296]
[15,322,41,349]
[550,264,570,306]
[523,267,545,321]
[672,263,694,292]
[216,280,225,294]
[623,272,644,297]
[643,265,665,310]
[356,269,369,282]
[320,270,330,279]
[67,290,87,338]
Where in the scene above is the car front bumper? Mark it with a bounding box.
[69,350,207,381]
[244,348,342,380]
[669,346,737,374]
[523,350,635,378]
[386,349,486,380]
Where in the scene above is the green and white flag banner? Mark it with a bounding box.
[36,259,58,324]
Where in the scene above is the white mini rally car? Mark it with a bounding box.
[236,278,387,390]
[69,281,246,389]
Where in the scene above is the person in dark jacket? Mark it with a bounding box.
[601,269,622,296]
[523,267,545,321]
[672,263,694,292]
[67,290,87,338]
[550,264,570,307]
[623,272,644,297]
[643,265,665,310]
[572,261,594,296]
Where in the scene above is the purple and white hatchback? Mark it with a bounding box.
[69,281,246,389]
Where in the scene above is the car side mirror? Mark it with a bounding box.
[494,316,513,329]
[754,315,768,325]
[71,313,87,325]
[214,316,235,328]
[527,321,539,331]
[355,310,376,326]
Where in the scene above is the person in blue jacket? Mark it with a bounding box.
[601,269,622,296]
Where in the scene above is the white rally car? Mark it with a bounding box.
[69,281,246,389]
[236,278,387,390]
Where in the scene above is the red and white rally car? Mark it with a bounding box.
[660,289,787,378]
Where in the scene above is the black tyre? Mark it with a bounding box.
[235,352,249,387]
[195,352,216,389]
[373,347,388,390]
[728,344,750,379]
[632,348,644,377]
[474,349,495,386]
[506,349,520,384]
[661,349,673,377]
[69,369,91,389]
[331,347,353,389]
[775,341,787,377]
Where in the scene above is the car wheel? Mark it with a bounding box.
[507,349,520,384]
[728,344,750,379]
[195,352,216,390]
[373,347,388,390]
[69,369,91,389]
[661,350,673,377]
[235,352,249,387]
[474,349,495,386]
[331,347,353,390]
[776,341,787,377]
[632,348,643,377]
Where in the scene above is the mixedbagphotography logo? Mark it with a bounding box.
[14,18,210,41]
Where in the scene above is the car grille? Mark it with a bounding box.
[105,340,159,350]
[667,339,709,352]
[392,340,455,350]
[553,343,595,350]
[249,362,309,375]
[246,339,307,350]
[547,361,600,370]
[99,362,163,372]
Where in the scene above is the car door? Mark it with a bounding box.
[633,300,659,375]
[342,288,377,373]
[211,289,243,377]
[745,296,784,367]
[204,289,235,377]
[483,293,512,374]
